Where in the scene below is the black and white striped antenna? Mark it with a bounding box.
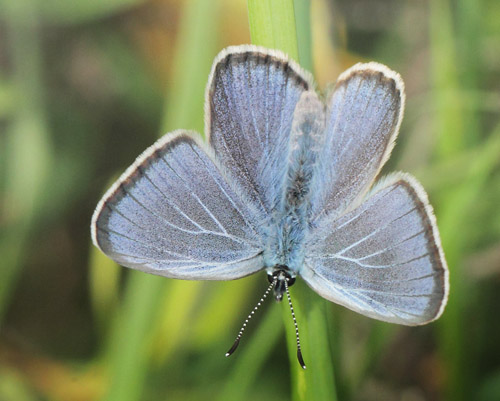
[285,278,306,369]
[225,273,307,369]
[225,277,276,357]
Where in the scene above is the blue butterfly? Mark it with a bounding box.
[91,46,449,369]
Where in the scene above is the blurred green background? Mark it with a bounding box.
[1,0,500,400]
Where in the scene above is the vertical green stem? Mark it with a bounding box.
[247,0,299,61]
[293,0,313,71]
[247,1,337,400]
[430,0,471,399]
[101,274,164,401]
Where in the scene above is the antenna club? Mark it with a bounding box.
[225,338,240,357]
[297,349,307,369]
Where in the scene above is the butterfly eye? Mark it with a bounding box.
[267,266,296,286]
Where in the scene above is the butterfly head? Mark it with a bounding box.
[267,265,296,302]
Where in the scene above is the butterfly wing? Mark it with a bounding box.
[206,45,315,214]
[91,131,264,280]
[302,174,449,325]
[310,62,405,222]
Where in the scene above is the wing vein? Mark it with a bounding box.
[189,143,261,241]
[336,206,418,256]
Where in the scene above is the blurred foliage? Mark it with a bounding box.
[0,0,499,400]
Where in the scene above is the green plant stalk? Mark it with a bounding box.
[101,273,164,401]
[457,0,482,147]
[247,1,337,400]
[429,0,469,399]
[293,0,313,71]
[437,123,500,400]
[100,0,219,400]
[247,0,299,61]
[285,282,337,401]
[430,0,464,160]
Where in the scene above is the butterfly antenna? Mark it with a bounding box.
[285,279,306,369]
[225,277,276,357]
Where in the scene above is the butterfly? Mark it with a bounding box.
[91,45,449,369]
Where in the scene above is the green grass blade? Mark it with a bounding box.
[429,1,483,399]
[101,274,165,401]
[293,0,313,71]
[430,0,464,160]
[247,0,299,61]
[282,283,336,401]
[247,1,337,399]
[161,0,219,134]
[437,129,500,400]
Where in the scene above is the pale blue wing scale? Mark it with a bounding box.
[206,45,314,214]
[310,63,405,222]
[91,131,264,280]
[302,173,449,325]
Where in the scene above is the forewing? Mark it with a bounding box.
[310,63,405,221]
[302,173,449,325]
[91,131,264,280]
[206,45,314,214]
